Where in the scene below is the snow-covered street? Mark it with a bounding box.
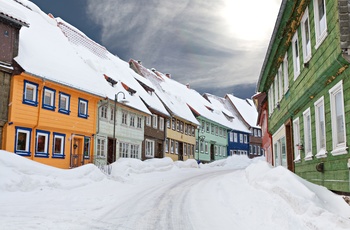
[1,150,350,230]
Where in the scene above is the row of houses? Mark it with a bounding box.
[0,0,262,169]
[254,0,350,193]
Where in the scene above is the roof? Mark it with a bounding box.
[225,94,260,129]
[0,0,29,27]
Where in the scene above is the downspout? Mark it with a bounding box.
[31,79,45,160]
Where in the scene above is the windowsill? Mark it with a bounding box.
[304,153,313,161]
[52,154,65,159]
[315,149,327,159]
[331,146,348,156]
[15,151,31,157]
[35,153,49,158]
[315,31,328,50]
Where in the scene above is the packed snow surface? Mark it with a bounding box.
[1,150,350,230]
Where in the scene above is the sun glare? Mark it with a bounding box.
[221,0,280,41]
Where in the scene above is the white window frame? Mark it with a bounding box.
[53,132,65,158]
[42,87,55,111]
[303,108,313,160]
[130,114,135,127]
[146,116,151,126]
[329,81,347,155]
[137,116,142,128]
[100,106,107,119]
[145,139,155,158]
[23,80,38,106]
[35,130,50,157]
[301,7,312,63]
[278,66,283,100]
[313,0,327,49]
[283,53,289,93]
[234,133,238,142]
[292,32,300,79]
[152,114,158,129]
[96,136,106,158]
[314,97,327,158]
[293,118,301,162]
[244,135,248,144]
[15,127,32,156]
[274,76,279,105]
[159,117,164,131]
[58,92,70,115]
[78,98,88,118]
[122,111,128,125]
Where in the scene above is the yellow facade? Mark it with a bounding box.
[164,116,197,161]
[2,73,101,169]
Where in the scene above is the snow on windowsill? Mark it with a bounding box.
[304,153,313,161]
[315,148,327,159]
[331,146,348,156]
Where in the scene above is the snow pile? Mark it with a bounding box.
[202,154,265,169]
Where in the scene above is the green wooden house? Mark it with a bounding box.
[257,0,350,193]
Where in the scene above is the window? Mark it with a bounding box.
[215,126,218,135]
[119,142,129,158]
[172,118,176,130]
[146,116,151,126]
[215,146,218,155]
[84,137,91,159]
[244,135,248,144]
[23,80,38,106]
[184,143,187,156]
[234,133,238,142]
[166,119,171,128]
[101,106,107,119]
[196,140,199,152]
[177,120,180,132]
[96,137,106,158]
[301,8,311,62]
[15,127,32,156]
[42,87,55,111]
[313,0,327,48]
[329,81,347,155]
[293,118,301,162]
[185,124,188,135]
[206,122,210,133]
[269,84,274,114]
[122,111,128,125]
[283,53,289,93]
[130,114,135,127]
[152,114,158,129]
[211,124,214,134]
[229,132,233,142]
[146,139,155,158]
[110,107,114,121]
[201,121,205,132]
[130,144,139,159]
[274,75,279,105]
[278,66,283,100]
[180,121,184,132]
[171,140,174,153]
[303,108,312,160]
[35,130,50,157]
[205,142,208,153]
[159,117,164,131]
[200,141,204,153]
[239,134,243,143]
[78,98,88,118]
[292,32,300,79]
[175,141,179,154]
[58,92,70,115]
[52,133,65,158]
[274,137,287,167]
[219,128,223,137]
[165,139,169,153]
[187,144,191,156]
[314,97,327,158]
[137,117,142,129]
[192,126,195,136]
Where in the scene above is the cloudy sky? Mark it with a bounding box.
[30,0,281,99]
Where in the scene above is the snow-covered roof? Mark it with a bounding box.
[0,0,29,27]
[8,0,151,115]
[130,61,199,125]
[225,94,260,129]
[204,94,250,133]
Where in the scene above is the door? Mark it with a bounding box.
[107,137,116,164]
[71,137,83,167]
[178,142,183,161]
[285,120,295,172]
[210,144,215,161]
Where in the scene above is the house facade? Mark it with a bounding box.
[257,0,350,193]
[3,72,101,168]
[0,5,28,148]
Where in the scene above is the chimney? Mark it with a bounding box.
[186,83,190,89]
[165,73,171,78]
[137,60,142,65]
[48,13,54,19]
[151,68,156,72]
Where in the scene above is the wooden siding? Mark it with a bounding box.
[3,73,101,169]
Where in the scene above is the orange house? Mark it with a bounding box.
[2,72,101,169]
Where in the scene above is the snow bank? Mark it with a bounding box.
[0,150,105,192]
[201,155,265,169]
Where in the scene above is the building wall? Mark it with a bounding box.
[227,130,250,156]
[142,113,166,160]
[3,73,100,169]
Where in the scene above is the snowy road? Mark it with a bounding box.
[1,153,350,230]
[99,170,233,230]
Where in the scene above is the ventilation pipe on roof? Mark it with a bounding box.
[137,60,142,65]
[165,73,171,78]
[186,83,190,89]
[48,13,54,18]
[151,68,156,72]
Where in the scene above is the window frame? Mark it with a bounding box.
[303,108,313,160]
[301,7,312,63]
[292,32,300,79]
[42,86,56,111]
[52,132,66,158]
[35,129,50,158]
[23,80,39,106]
[159,117,164,131]
[314,97,327,158]
[145,139,155,158]
[14,127,32,156]
[78,98,89,119]
[283,53,289,93]
[329,81,347,155]
[152,114,158,129]
[293,118,301,162]
[96,136,107,159]
[58,92,71,115]
[313,0,327,48]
